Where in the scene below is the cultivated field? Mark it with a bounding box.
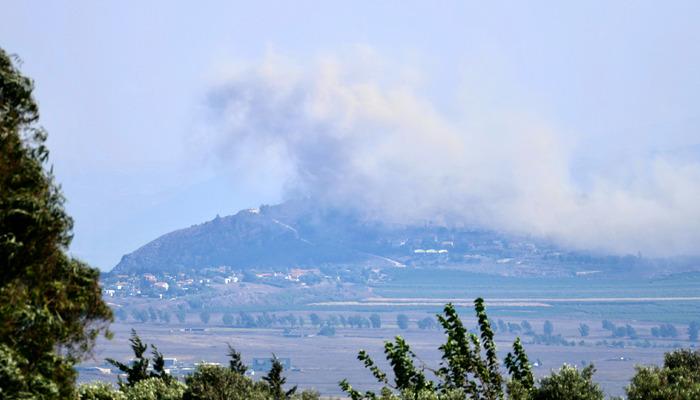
[82,310,696,397]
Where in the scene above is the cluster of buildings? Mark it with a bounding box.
[101,268,242,299]
[77,357,293,383]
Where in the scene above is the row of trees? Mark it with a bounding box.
[119,307,187,324]
[604,320,700,342]
[117,304,700,343]
[120,305,700,343]
[601,320,639,339]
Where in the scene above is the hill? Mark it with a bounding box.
[111,199,699,277]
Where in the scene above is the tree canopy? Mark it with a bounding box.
[0,48,112,399]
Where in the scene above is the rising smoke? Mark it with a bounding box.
[199,52,700,257]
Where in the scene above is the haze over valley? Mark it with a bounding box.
[3,2,700,399]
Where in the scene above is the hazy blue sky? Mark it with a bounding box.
[2,1,699,269]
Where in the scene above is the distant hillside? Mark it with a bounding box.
[112,198,518,274]
[112,201,373,274]
[111,199,700,276]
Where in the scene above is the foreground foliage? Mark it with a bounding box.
[340,299,606,400]
[79,331,319,400]
[78,314,700,400]
[0,48,112,399]
[4,45,700,400]
[106,330,173,388]
[626,348,700,400]
[78,378,185,400]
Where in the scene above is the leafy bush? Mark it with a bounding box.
[626,349,700,400]
[183,364,269,400]
[530,365,604,400]
[184,361,318,400]
[122,378,185,400]
[78,382,125,400]
[341,299,533,400]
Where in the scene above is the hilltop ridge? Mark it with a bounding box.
[112,199,698,277]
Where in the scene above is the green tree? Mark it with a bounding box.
[122,377,185,400]
[532,365,604,400]
[318,324,336,337]
[263,355,297,400]
[199,310,210,324]
[77,381,125,400]
[417,316,437,330]
[578,323,590,337]
[397,314,409,330]
[602,320,615,331]
[183,363,319,400]
[309,313,321,327]
[341,299,534,400]
[505,338,534,399]
[0,48,112,399]
[626,349,700,400]
[543,321,554,337]
[183,364,269,400]
[227,344,248,374]
[370,313,382,329]
[148,307,158,322]
[106,330,172,388]
[175,308,186,324]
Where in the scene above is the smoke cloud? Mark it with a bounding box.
[200,53,700,257]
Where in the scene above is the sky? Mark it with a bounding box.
[2,1,700,269]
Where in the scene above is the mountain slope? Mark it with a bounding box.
[112,202,374,274]
[112,199,700,276]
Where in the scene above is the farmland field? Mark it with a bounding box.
[84,269,700,398]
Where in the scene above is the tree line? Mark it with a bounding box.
[122,304,700,344]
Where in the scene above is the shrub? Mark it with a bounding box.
[122,378,185,400]
[78,382,125,400]
[183,364,269,400]
[626,349,700,400]
[531,365,604,400]
[341,299,533,400]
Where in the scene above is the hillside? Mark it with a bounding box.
[111,199,700,277]
[111,199,515,274]
[112,201,371,273]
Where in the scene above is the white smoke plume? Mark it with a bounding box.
[199,52,700,257]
